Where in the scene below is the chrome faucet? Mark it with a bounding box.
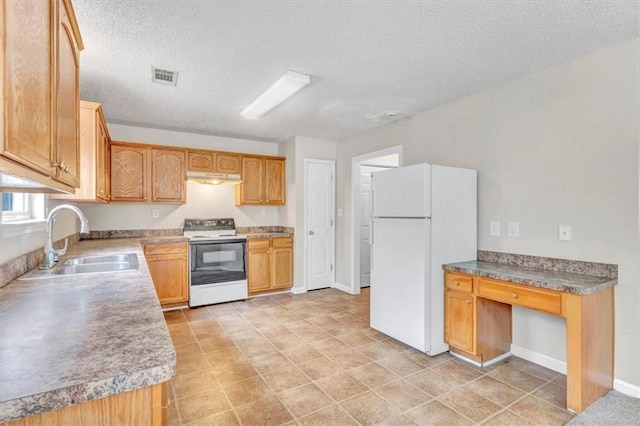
[41,204,90,269]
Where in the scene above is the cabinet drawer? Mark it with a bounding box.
[248,239,270,249]
[445,273,473,293]
[272,237,292,248]
[144,242,188,256]
[477,278,562,315]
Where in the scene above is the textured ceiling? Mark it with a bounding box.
[74,1,638,143]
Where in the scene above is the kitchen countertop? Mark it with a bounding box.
[443,260,617,295]
[0,238,176,423]
[239,232,294,239]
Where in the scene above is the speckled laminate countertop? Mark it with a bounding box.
[239,232,294,239]
[0,238,176,423]
[443,260,617,295]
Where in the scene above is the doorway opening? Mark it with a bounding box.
[350,146,401,294]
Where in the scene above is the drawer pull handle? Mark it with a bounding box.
[510,293,518,298]
[465,299,471,304]
[164,248,170,251]
[454,279,460,286]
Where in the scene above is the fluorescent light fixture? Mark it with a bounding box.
[241,70,310,119]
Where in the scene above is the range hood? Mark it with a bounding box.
[186,171,242,186]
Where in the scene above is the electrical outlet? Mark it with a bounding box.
[559,225,572,241]
[507,222,519,237]
[337,208,344,217]
[489,221,501,236]
[152,208,159,218]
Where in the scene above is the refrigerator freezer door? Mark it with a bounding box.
[370,217,430,351]
[371,163,430,218]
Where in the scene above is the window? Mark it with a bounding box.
[0,193,45,239]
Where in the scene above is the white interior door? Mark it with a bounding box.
[360,165,387,287]
[306,160,335,291]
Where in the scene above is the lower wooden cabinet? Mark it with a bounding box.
[247,237,293,294]
[143,242,189,306]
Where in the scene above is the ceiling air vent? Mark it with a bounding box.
[151,67,178,86]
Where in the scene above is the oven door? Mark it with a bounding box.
[190,239,247,286]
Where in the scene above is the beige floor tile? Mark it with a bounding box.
[356,341,400,360]
[464,375,526,407]
[279,383,333,418]
[237,339,279,358]
[282,344,324,364]
[338,330,376,347]
[340,391,403,425]
[215,360,259,384]
[175,342,204,358]
[403,350,452,368]
[228,329,264,346]
[517,361,559,381]
[325,347,372,370]
[431,359,485,384]
[349,362,399,388]
[164,309,186,324]
[269,333,305,350]
[533,382,568,409]
[489,364,548,392]
[375,379,432,411]
[406,400,472,426]
[509,395,574,425]
[259,324,293,338]
[250,351,293,374]
[198,335,235,352]
[296,327,334,342]
[184,409,239,425]
[169,324,198,346]
[262,366,312,392]
[221,376,272,407]
[234,394,294,426]
[438,387,502,423]
[298,356,342,380]
[176,352,211,375]
[172,370,220,399]
[377,353,426,377]
[377,413,418,425]
[406,369,460,397]
[311,337,351,355]
[176,387,232,424]
[552,374,567,389]
[481,410,533,425]
[298,404,358,426]
[315,371,369,402]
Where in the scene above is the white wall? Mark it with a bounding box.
[335,39,640,388]
[75,124,281,230]
[278,136,337,291]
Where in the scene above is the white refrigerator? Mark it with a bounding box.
[370,163,477,355]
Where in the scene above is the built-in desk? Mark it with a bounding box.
[443,260,616,414]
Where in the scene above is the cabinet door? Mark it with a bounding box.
[54,0,80,187]
[237,157,264,205]
[445,291,475,354]
[271,246,293,290]
[248,247,271,293]
[265,158,285,205]
[187,151,214,172]
[2,0,55,176]
[111,144,148,202]
[215,153,240,174]
[146,254,188,305]
[96,118,110,201]
[151,149,186,203]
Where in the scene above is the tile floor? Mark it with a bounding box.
[163,288,574,425]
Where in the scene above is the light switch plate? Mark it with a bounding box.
[152,208,159,218]
[559,225,572,241]
[489,221,501,236]
[507,222,519,237]
[337,208,344,217]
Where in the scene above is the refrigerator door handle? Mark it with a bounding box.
[370,188,375,217]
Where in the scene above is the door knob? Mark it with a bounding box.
[309,230,314,235]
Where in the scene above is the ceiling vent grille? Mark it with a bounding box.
[151,67,178,86]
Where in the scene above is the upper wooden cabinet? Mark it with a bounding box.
[111,142,186,204]
[51,101,111,202]
[151,148,186,203]
[186,150,241,174]
[0,0,84,193]
[111,143,149,202]
[236,156,285,205]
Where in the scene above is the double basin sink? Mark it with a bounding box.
[19,253,139,280]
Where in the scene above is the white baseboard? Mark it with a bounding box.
[450,351,512,368]
[290,287,306,295]
[511,344,640,399]
[511,344,567,374]
[614,379,640,398]
[333,282,357,294]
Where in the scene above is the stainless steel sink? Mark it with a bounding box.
[18,253,138,280]
[63,253,137,265]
